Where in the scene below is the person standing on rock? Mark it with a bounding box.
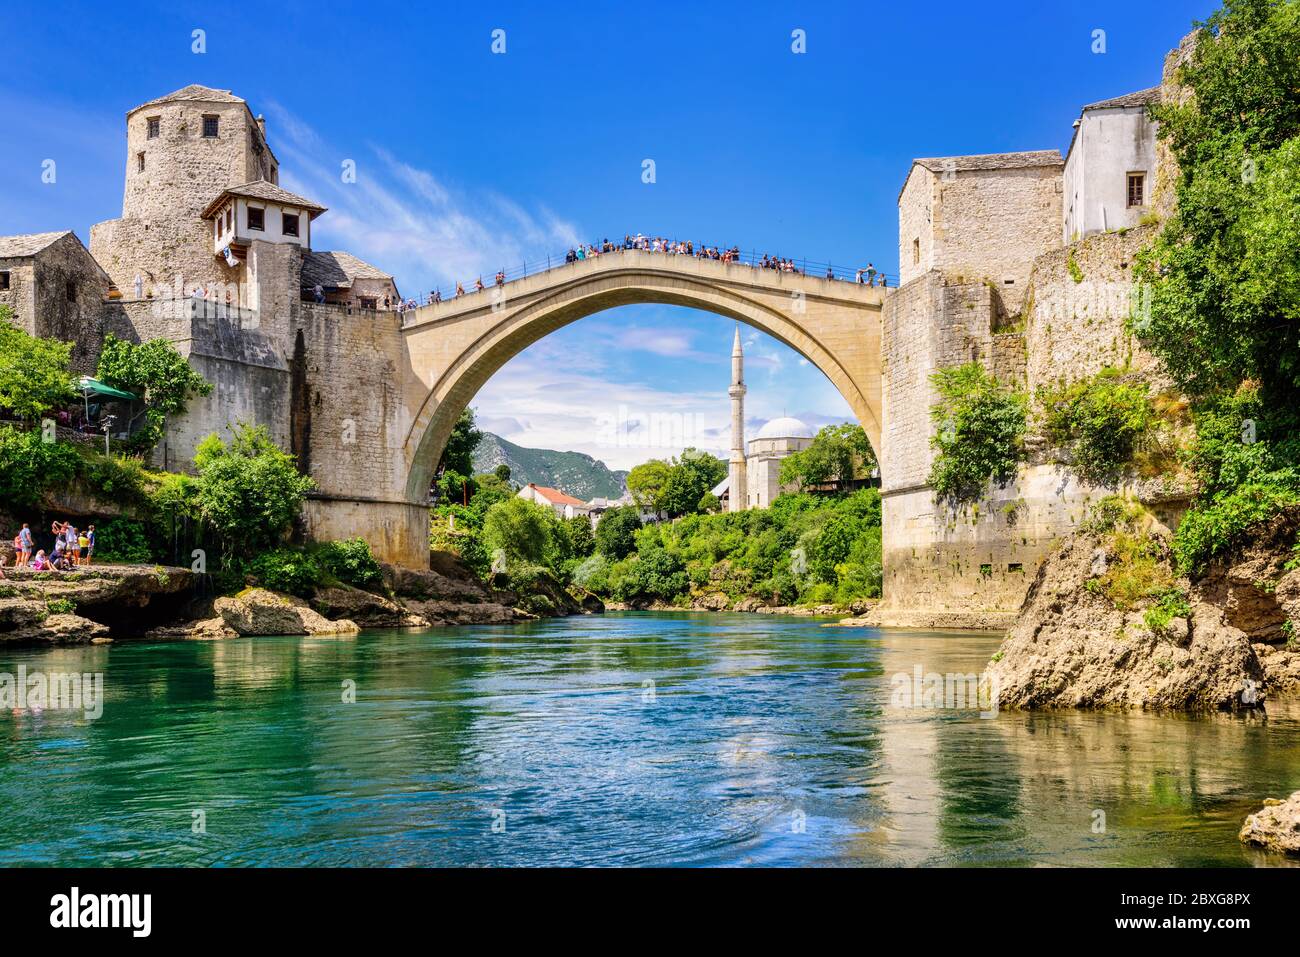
[17,524,33,569]
[84,525,95,566]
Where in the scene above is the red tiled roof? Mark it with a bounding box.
[527,483,585,506]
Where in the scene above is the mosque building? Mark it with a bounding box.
[711,326,815,511]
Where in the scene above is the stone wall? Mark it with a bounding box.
[931,165,1062,314]
[897,166,935,287]
[1024,225,1161,394]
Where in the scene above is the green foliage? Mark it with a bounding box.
[1144,588,1193,634]
[193,423,315,557]
[1134,0,1300,402]
[1174,479,1300,574]
[1038,368,1154,483]
[482,497,555,568]
[96,333,211,451]
[779,422,877,489]
[0,307,76,420]
[245,547,324,596]
[626,449,726,518]
[1067,251,1084,284]
[928,362,1027,503]
[314,538,383,590]
[45,598,77,615]
[610,547,688,604]
[559,514,596,561]
[0,424,80,508]
[436,407,483,481]
[595,505,643,559]
[94,517,153,563]
[78,451,150,507]
[592,489,883,607]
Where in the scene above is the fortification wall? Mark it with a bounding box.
[879,222,1171,622]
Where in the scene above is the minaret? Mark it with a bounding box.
[728,325,748,512]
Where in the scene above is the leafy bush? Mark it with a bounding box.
[46,598,77,615]
[194,423,315,557]
[595,506,642,559]
[482,497,556,568]
[246,547,324,596]
[314,538,383,590]
[928,362,1027,503]
[94,517,153,563]
[0,307,76,420]
[1173,478,1300,574]
[1144,588,1192,634]
[611,547,688,604]
[1038,368,1153,483]
[0,424,80,508]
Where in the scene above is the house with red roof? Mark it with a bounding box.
[517,483,591,520]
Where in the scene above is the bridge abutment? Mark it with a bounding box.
[302,496,431,568]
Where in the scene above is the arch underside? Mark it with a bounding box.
[402,268,882,503]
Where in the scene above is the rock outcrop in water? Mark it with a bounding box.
[1239,792,1300,856]
[985,505,1300,712]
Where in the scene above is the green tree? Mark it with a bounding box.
[96,333,212,450]
[1038,368,1153,484]
[482,497,555,567]
[626,459,673,515]
[611,547,688,604]
[494,463,512,482]
[595,505,642,559]
[437,407,483,480]
[194,423,316,556]
[928,362,1027,503]
[0,307,76,420]
[779,423,877,489]
[1135,0,1300,403]
[658,448,727,517]
[562,514,596,560]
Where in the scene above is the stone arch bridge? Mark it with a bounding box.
[298,250,885,567]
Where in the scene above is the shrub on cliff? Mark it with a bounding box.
[0,424,80,508]
[928,362,1027,503]
[610,547,688,604]
[482,497,556,568]
[314,538,383,590]
[1038,367,1154,484]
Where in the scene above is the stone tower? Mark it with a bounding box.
[90,84,279,299]
[727,324,748,513]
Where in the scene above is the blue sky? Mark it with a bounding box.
[0,0,1213,470]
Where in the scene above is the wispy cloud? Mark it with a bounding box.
[261,101,580,296]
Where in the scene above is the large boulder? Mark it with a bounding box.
[987,532,1264,711]
[214,588,359,637]
[1239,792,1300,857]
[310,583,428,628]
[143,617,238,641]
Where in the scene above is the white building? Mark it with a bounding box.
[713,326,816,511]
[1062,87,1160,242]
[517,482,589,520]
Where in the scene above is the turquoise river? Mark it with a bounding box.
[1,611,1297,866]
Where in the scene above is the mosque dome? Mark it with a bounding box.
[755,416,814,440]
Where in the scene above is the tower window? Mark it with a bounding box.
[247,206,264,231]
[0,271,10,290]
[137,152,145,172]
[1127,172,1146,208]
[912,238,920,265]
[66,281,76,303]
[147,117,160,139]
[282,212,300,237]
[202,115,219,138]
[225,207,232,233]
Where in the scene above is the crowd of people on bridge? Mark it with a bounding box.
[403,233,891,312]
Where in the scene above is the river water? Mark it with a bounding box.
[0,611,1297,867]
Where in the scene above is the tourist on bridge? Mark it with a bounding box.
[455,282,465,297]
[494,271,505,286]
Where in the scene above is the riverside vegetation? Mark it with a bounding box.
[431,410,883,612]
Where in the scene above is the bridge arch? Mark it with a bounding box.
[400,252,885,504]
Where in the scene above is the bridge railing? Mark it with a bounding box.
[408,241,898,304]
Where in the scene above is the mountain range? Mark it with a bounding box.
[472,432,629,500]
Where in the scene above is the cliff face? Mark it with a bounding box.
[987,507,1300,712]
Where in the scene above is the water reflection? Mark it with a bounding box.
[0,612,1296,866]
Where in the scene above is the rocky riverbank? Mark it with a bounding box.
[986,506,1300,711]
[0,551,603,646]
[1239,791,1300,857]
